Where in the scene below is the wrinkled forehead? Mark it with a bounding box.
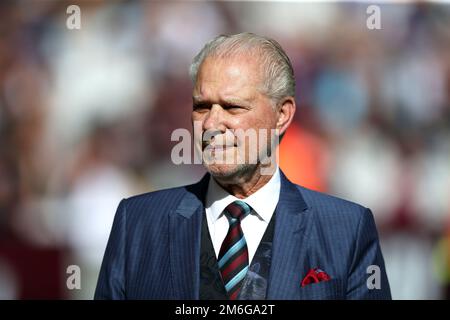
[193,54,265,99]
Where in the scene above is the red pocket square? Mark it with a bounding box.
[301,268,331,287]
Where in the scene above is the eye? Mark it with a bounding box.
[224,104,241,110]
[193,103,209,111]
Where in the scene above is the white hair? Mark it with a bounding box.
[189,32,296,104]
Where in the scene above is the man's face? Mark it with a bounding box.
[192,53,279,180]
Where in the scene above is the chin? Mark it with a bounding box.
[206,163,254,182]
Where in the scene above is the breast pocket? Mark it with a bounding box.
[298,279,345,300]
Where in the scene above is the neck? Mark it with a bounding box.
[213,164,276,199]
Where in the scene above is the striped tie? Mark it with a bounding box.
[218,200,251,300]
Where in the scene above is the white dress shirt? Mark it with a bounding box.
[205,167,281,264]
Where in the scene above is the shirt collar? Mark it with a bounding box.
[205,166,281,223]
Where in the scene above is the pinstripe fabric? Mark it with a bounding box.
[94,171,391,300]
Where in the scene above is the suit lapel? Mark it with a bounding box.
[169,173,209,299]
[267,171,313,299]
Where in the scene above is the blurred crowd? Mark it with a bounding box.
[0,1,449,299]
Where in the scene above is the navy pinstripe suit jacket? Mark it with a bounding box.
[94,171,391,300]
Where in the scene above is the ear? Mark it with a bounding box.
[275,96,296,136]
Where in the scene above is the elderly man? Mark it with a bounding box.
[95,33,391,300]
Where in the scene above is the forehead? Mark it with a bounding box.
[193,54,264,101]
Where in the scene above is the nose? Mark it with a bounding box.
[203,104,226,133]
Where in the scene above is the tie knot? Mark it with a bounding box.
[224,200,251,222]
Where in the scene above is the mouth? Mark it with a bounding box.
[203,144,235,152]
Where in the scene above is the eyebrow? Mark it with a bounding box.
[192,96,250,106]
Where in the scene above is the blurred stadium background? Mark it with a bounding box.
[0,0,449,299]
